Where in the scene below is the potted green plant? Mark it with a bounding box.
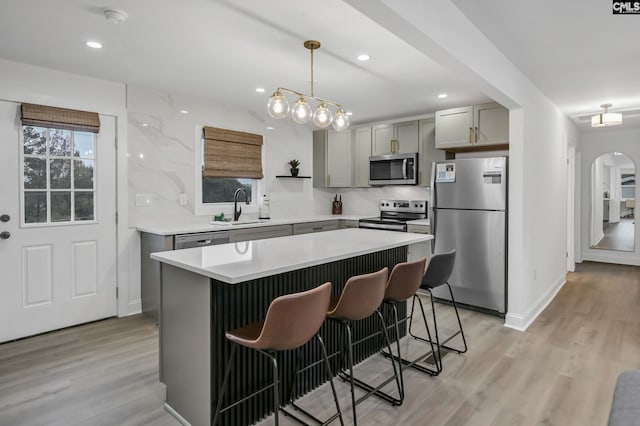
[288,159,300,177]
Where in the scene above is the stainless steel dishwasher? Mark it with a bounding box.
[174,231,230,249]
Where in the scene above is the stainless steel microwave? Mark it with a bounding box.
[369,152,418,185]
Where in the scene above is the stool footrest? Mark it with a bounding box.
[338,371,404,406]
[282,404,341,426]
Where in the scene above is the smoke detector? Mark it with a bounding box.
[104,9,128,24]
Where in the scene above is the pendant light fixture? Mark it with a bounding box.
[591,103,622,127]
[267,40,350,131]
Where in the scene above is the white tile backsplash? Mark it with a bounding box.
[127,86,431,226]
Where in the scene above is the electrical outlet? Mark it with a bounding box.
[179,193,188,205]
[135,194,152,206]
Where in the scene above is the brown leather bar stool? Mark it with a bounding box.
[408,249,468,376]
[377,257,428,393]
[327,267,402,426]
[213,282,344,426]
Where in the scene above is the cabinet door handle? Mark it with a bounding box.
[474,126,478,144]
[469,127,473,144]
[312,227,323,231]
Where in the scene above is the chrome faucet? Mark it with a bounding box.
[233,188,249,221]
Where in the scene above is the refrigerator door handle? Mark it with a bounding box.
[430,161,437,254]
[402,158,407,180]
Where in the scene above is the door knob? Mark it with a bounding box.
[0,214,9,222]
[0,231,10,240]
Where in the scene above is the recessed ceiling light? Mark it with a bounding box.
[256,87,266,93]
[139,153,144,159]
[357,54,370,61]
[346,111,353,116]
[438,93,448,99]
[179,110,189,114]
[266,126,274,130]
[141,123,149,127]
[86,41,102,49]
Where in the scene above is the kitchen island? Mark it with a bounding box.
[151,228,432,426]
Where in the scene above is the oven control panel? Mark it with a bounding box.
[379,199,427,213]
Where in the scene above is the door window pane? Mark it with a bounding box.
[22,126,98,225]
[50,159,71,189]
[75,192,94,221]
[50,129,72,156]
[51,192,71,222]
[74,160,94,189]
[74,132,95,158]
[23,127,47,155]
[24,192,47,223]
[24,158,46,189]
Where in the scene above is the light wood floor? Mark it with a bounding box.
[593,218,635,252]
[1,261,639,425]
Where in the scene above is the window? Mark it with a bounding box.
[21,126,96,224]
[202,176,253,203]
[621,173,635,199]
[197,126,263,208]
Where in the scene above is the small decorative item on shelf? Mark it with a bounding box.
[288,159,300,177]
[332,194,342,215]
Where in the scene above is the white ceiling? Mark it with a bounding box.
[0,0,490,126]
[1,1,638,130]
[451,0,640,129]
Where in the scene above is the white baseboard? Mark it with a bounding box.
[164,403,191,426]
[504,273,566,331]
[582,253,640,266]
[119,299,141,317]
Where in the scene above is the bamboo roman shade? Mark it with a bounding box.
[21,103,101,133]
[203,126,263,179]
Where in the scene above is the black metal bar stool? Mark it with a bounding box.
[326,267,403,426]
[213,282,344,426]
[408,249,468,376]
[377,257,428,391]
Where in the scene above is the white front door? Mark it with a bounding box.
[0,101,117,343]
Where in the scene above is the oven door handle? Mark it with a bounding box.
[402,158,408,180]
[358,222,407,232]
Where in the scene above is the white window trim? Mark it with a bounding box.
[20,126,98,227]
[193,126,264,217]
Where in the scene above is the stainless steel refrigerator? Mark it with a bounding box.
[430,157,507,314]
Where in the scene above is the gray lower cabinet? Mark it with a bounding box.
[340,219,359,229]
[293,220,340,235]
[140,232,174,323]
[407,223,432,261]
[229,224,292,242]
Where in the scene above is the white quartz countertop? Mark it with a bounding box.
[136,215,365,236]
[150,228,433,284]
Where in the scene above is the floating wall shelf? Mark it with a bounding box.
[276,175,311,179]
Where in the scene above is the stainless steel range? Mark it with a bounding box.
[358,199,428,232]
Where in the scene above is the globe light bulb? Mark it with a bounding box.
[313,103,333,128]
[292,97,312,124]
[332,108,350,131]
[267,90,289,119]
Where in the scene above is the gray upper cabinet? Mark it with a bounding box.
[418,118,445,186]
[353,127,371,187]
[393,120,420,154]
[435,102,508,150]
[371,121,419,155]
[474,103,509,147]
[313,129,353,188]
[371,124,393,156]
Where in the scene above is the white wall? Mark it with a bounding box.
[346,0,576,330]
[578,127,640,264]
[0,59,135,315]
